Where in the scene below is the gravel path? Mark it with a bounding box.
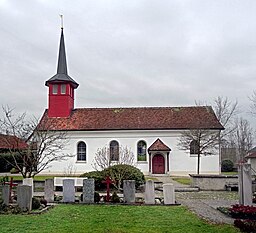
[178,199,236,224]
[150,176,239,224]
[174,191,239,224]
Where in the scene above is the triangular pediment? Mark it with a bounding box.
[148,138,171,152]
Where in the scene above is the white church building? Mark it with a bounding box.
[39,28,223,176]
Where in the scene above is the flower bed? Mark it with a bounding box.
[229,204,256,220]
[234,219,256,233]
[229,205,256,232]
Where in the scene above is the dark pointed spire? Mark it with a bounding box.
[57,28,68,74]
[45,21,79,89]
[57,15,67,74]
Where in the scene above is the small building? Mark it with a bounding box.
[245,147,256,172]
[0,134,27,172]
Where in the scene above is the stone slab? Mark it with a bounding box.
[123,180,135,204]
[83,178,94,203]
[163,183,175,204]
[54,177,86,187]
[44,179,54,203]
[63,179,75,203]
[2,185,10,205]
[17,185,32,211]
[144,180,155,204]
[23,178,34,197]
[238,163,253,205]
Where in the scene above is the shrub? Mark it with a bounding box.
[32,197,41,210]
[80,171,105,190]
[40,198,47,207]
[221,160,234,172]
[10,168,19,173]
[94,192,101,203]
[103,164,145,190]
[81,165,145,191]
[234,219,256,232]
[111,192,120,203]
[0,203,8,212]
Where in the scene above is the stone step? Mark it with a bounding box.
[156,187,199,192]
[175,187,199,192]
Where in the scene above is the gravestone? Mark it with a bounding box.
[44,178,54,203]
[83,178,95,203]
[144,180,155,204]
[2,185,10,205]
[17,185,32,211]
[23,178,34,197]
[163,183,175,204]
[123,180,135,204]
[63,179,75,203]
[4,177,18,203]
[238,163,253,205]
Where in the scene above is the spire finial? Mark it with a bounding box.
[60,14,64,29]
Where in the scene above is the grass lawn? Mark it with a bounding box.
[172,177,191,185]
[221,172,238,175]
[0,205,239,233]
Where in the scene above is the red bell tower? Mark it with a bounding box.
[45,26,79,118]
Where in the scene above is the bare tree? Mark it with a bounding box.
[178,96,238,174]
[0,106,71,178]
[228,117,254,162]
[92,145,135,171]
[213,96,238,140]
[250,91,256,115]
[178,129,220,174]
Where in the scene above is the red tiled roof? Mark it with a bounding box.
[245,147,256,158]
[38,106,224,131]
[148,138,171,151]
[246,152,256,158]
[0,134,28,150]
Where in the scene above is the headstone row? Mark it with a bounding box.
[62,178,95,203]
[144,180,175,205]
[2,178,175,206]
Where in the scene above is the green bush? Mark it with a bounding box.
[80,171,105,190]
[111,192,120,203]
[40,198,47,207]
[103,164,145,189]
[32,197,41,210]
[94,192,101,203]
[221,159,234,172]
[80,165,145,191]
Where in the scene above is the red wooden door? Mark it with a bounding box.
[152,154,165,174]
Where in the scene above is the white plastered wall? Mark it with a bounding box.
[39,129,220,176]
[248,158,256,172]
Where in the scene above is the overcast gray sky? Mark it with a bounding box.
[0,0,256,122]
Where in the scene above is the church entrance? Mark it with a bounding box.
[152,154,165,174]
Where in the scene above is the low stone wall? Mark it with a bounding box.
[189,174,238,191]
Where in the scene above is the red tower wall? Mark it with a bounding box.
[48,83,74,118]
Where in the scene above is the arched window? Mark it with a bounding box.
[110,140,119,161]
[77,141,86,161]
[190,140,199,155]
[137,141,147,161]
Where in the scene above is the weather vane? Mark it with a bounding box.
[60,14,64,29]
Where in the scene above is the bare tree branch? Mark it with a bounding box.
[177,129,220,174]
[227,117,254,162]
[92,145,135,171]
[0,106,71,178]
